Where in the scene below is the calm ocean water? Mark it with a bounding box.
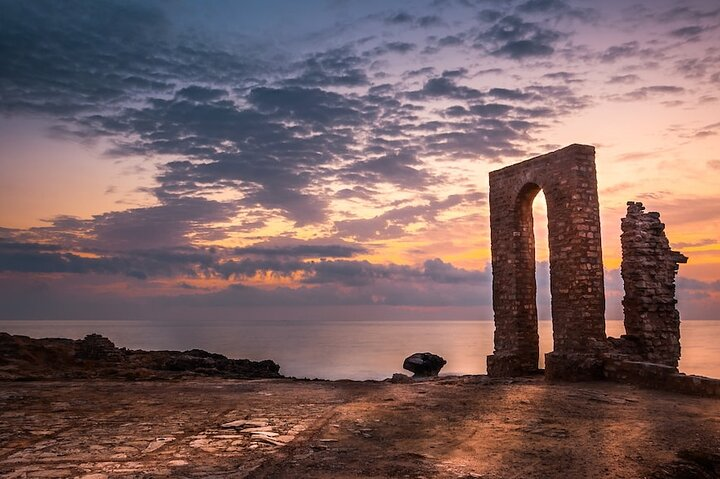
[1,319,718,380]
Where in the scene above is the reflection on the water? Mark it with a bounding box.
[0,319,718,380]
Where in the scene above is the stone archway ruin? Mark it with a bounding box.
[486,144,606,378]
[483,144,720,396]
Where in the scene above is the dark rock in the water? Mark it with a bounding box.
[403,352,446,377]
[0,332,281,381]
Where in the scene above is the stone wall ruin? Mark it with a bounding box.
[621,202,687,368]
[485,144,711,394]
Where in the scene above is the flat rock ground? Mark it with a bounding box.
[1,377,719,478]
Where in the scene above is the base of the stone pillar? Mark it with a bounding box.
[544,351,604,381]
[486,354,540,377]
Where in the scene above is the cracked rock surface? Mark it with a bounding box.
[1,377,719,478]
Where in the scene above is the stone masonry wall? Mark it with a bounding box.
[487,144,606,378]
[621,201,687,368]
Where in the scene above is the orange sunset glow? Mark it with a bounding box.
[1,0,719,323]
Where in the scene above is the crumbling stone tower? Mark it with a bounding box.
[486,144,606,378]
[621,202,687,368]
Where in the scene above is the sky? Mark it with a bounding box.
[0,0,719,323]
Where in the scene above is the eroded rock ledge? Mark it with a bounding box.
[0,332,281,380]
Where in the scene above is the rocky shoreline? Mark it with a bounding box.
[0,332,281,381]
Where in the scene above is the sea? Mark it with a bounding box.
[1,319,718,380]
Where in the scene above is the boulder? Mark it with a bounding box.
[75,334,124,362]
[402,352,446,377]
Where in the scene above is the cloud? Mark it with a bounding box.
[0,0,600,236]
[670,25,706,37]
[418,15,443,27]
[385,11,414,24]
[0,240,215,279]
[176,86,228,102]
[0,235,490,292]
[677,277,720,292]
[494,39,554,58]
[0,1,256,116]
[656,6,720,22]
[89,197,238,250]
[609,85,685,102]
[423,258,488,283]
[376,41,416,55]
[234,243,368,258]
[342,151,432,189]
[542,71,581,83]
[672,238,717,249]
[515,0,597,21]
[407,76,483,100]
[283,47,369,87]
[334,193,485,240]
[598,41,661,63]
[477,15,563,59]
[606,74,640,84]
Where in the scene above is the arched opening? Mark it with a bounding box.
[514,183,552,371]
[532,190,553,369]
